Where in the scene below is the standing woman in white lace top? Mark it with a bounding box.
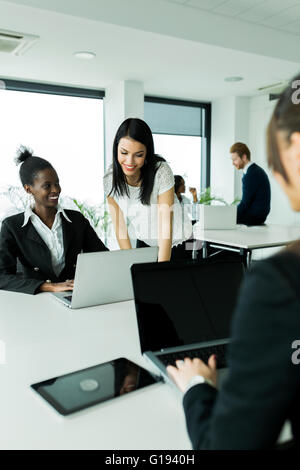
[103,118,192,262]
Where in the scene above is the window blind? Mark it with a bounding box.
[144,99,204,137]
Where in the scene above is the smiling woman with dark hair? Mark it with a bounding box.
[174,175,198,222]
[104,118,193,261]
[0,147,108,295]
[167,75,300,449]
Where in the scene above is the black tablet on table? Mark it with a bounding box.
[31,358,160,415]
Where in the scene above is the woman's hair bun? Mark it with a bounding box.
[14,145,34,166]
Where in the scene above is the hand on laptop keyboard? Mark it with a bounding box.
[166,355,218,393]
[160,344,227,369]
[38,280,74,293]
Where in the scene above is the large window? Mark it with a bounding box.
[0,80,104,220]
[144,97,211,199]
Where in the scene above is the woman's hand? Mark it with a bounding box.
[157,187,174,262]
[189,187,198,202]
[166,355,218,393]
[107,196,132,250]
[39,280,74,292]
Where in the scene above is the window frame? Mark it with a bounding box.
[144,95,211,190]
[0,78,105,99]
[0,78,106,205]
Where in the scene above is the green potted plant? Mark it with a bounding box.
[197,187,240,206]
[72,198,111,242]
[197,187,227,205]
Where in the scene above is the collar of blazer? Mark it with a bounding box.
[20,214,75,281]
[20,222,57,279]
[61,214,75,257]
[21,207,74,250]
[22,221,49,248]
[21,210,75,256]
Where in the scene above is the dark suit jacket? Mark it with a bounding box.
[183,248,300,449]
[237,163,271,225]
[0,210,108,295]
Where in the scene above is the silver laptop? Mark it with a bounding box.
[131,259,244,386]
[52,247,158,309]
[198,205,237,230]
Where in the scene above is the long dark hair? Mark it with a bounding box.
[267,73,300,183]
[109,118,165,205]
[174,175,184,194]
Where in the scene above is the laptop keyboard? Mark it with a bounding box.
[158,343,227,369]
[64,295,73,302]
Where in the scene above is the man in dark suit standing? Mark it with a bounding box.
[230,142,271,225]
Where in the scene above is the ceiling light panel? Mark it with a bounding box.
[237,0,300,22]
[282,19,300,34]
[166,0,189,4]
[73,51,96,59]
[212,0,263,17]
[260,13,300,28]
[186,0,229,10]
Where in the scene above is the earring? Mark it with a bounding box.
[28,194,34,208]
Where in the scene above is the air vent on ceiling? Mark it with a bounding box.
[257,82,284,92]
[0,29,39,55]
[257,81,288,101]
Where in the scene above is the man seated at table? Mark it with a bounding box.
[230,142,271,225]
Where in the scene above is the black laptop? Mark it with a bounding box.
[131,259,244,385]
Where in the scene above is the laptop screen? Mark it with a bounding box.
[131,260,244,353]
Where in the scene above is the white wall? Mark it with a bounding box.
[211,92,300,260]
[211,92,300,227]
[248,94,300,227]
[210,96,235,204]
[104,80,144,169]
[103,80,144,249]
[210,96,250,204]
[234,97,250,199]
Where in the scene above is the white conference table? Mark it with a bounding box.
[0,290,190,450]
[193,223,300,266]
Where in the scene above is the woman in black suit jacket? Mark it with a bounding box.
[0,147,108,295]
[167,75,300,449]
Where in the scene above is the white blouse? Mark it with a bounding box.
[22,204,71,276]
[179,194,199,221]
[103,162,193,247]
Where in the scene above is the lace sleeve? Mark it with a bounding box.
[103,167,113,197]
[157,162,175,195]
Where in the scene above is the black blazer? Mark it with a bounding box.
[0,210,108,295]
[237,163,271,225]
[183,248,300,449]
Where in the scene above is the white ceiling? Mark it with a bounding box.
[166,0,300,35]
[164,0,300,35]
[0,0,300,101]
